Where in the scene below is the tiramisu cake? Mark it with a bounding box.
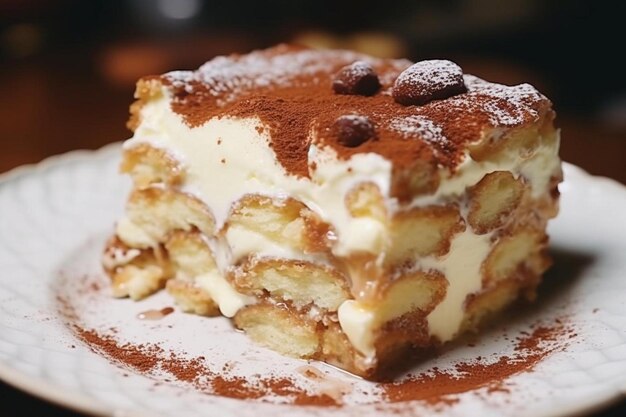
[103,45,562,379]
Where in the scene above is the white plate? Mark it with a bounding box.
[1,144,625,417]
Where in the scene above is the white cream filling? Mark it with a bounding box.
[422,229,493,342]
[123,86,561,359]
[225,226,296,264]
[413,131,561,207]
[337,301,377,360]
[338,228,492,358]
[224,224,329,265]
[340,217,388,255]
[195,271,254,317]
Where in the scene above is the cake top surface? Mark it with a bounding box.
[150,44,551,177]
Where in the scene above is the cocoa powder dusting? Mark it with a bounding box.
[74,327,162,373]
[293,393,340,407]
[71,318,572,409]
[210,376,266,399]
[157,44,550,178]
[160,352,208,383]
[72,325,340,406]
[382,320,575,406]
[514,325,562,351]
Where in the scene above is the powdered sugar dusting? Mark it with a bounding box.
[463,75,546,126]
[166,71,195,93]
[389,115,446,146]
[166,45,366,106]
[345,61,373,78]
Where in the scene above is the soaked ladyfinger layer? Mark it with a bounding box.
[103,45,562,379]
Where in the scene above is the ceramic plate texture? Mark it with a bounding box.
[0,144,625,417]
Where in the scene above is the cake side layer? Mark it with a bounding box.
[106,46,562,378]
[116,82,561,361]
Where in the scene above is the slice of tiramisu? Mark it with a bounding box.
[103,44,562,379]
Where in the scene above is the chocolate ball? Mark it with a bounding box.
[332,61,381,96]
[392,60,466,106]
[332,115,376,147]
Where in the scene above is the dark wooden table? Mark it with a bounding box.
[1,55,624,416]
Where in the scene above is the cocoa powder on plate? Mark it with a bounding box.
[72,318,574,408]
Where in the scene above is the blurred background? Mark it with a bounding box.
[0,0,624,415]
[0,0,624,182]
